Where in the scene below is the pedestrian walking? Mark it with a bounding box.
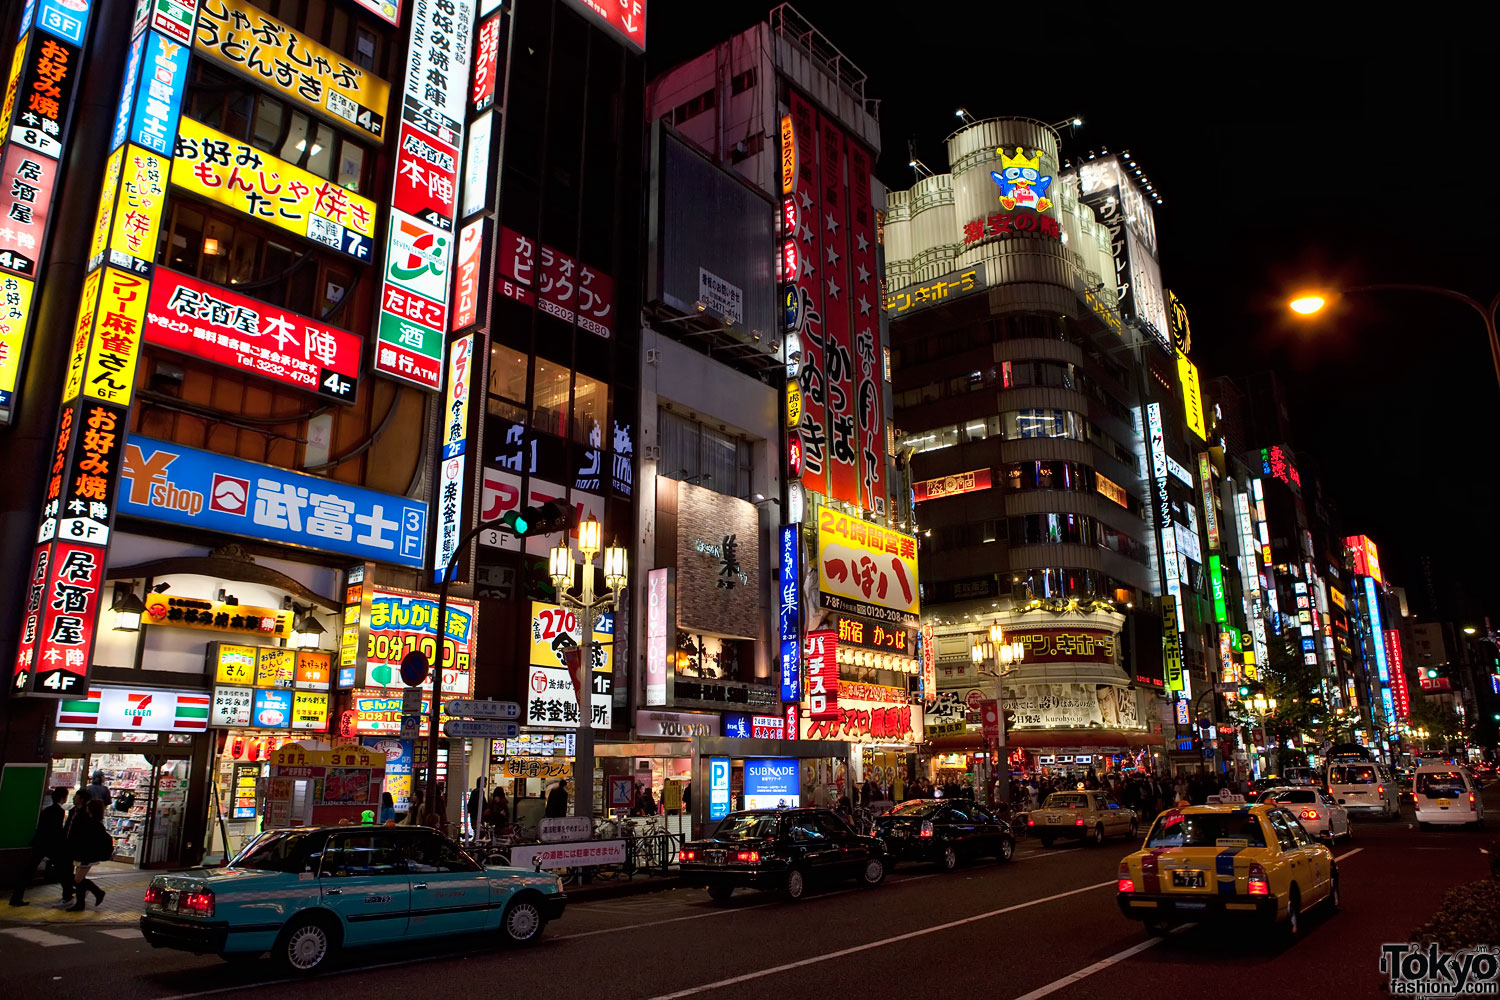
[545,780,569,818]
[467,777,485,835]
[9,787,71,907]
[378,792,396,825]
[66,799,112,911]
[81,770,112,805]
[404,789,426,825]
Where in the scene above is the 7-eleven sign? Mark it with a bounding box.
[56,686,210,732]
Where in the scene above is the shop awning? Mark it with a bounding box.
[925,728,1160,752]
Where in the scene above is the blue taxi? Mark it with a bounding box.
[140,826,565,974]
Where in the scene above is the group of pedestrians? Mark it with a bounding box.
[1014,768,1245,817]
[10,772,116,911]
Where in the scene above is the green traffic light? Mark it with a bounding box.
[1426,669,1439,679]
[1238,684,1251,697]
[501,510,528,534]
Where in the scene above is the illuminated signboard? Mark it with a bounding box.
[646,567,671,707]
[561,0,644,52]
[0,143,58,278]
[145,268,361,401]
[1177,349,1206,440]
[129,31,186,156]
[779,114,795,194]
[364,588,477,695]
[962,211,1061,245]
[885,265,985,316]
[1384,629,1410,719]
[193,0,389,139]
[14,541,104,695]
[1162,595,1183,692]
[0,272,35,414]
[459,110,492,219]
[430,335,474,581]
[56,686,210,732]
[1261,445,1301,489]
[171,117,377,262]
[1148,403,1183,630]
[471,12,502,113]
[804,629,838,719]
[392,121,459,231]
[708,757,730,821]
[495,225,616,339]
[834,614,908,653]
[779,524,800,699]
[10,32,80,162]
[913,468,992,503]
[786,381,801,431]
[1364,576,1389,684]
[1010,629,1116,664]
[815,508,919,626]
[451,216,486,332]
[1198,453,1219,550]
[1208,554,1228,624]
[1167,289,1192,353]
[144,594,293,638]
[800,681,919,744]
[528,600,613,675]
[1346,535,1383,584]
[350,0,402,26]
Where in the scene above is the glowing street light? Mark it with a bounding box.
[1288,295,1326,315]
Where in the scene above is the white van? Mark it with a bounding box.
[1413,765,1484,830]
[1326,759,1399,820]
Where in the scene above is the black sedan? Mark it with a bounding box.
[678,808,887,902]
[873,799,1015,870]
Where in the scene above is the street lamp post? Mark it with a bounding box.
[971,621,1026,805]
[1289,284,1500,393]
[549,517,628,820]
[1244,693,1277,777]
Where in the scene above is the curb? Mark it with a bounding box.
[566,873,683,903]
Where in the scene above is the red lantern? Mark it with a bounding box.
[338,709,359,739]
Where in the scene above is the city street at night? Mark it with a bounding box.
[3,794,1494,1000]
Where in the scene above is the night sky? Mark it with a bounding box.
[647,7,1499,623]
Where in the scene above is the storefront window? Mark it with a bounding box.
[572,371,608,445]
[532,357,571,437]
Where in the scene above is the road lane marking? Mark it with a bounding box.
[99,928,141,939]
[1009,925,1195,1000]
[1334,848,1363,861]
[0,927,82,947]
[642,880,1116,1000]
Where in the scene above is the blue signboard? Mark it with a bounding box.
[1364,577,1390,683]
[744,759,798,810]
[779,638,800,704]
[110,33,146,153]
[130,31,186,156]
[779,524,799,641]
[19,0,36,38]
[337,666,356,689]
[708,757,731,821]
[35,0,90,44]
[251,689,293,728]
[362,737,414,810]
[119,436,429,568]
[723,713,751,739]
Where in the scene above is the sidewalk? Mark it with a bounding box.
[1,867,680,926]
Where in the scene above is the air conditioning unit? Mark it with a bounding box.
[642,444,661,461]
[646,348,660,366]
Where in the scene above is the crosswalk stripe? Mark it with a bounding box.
[99,928,141,939]
[0,927,83,947]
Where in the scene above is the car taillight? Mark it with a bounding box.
[1247,863,1269,896]
[1470,793,1477,809]
[1299,809,1319,821]
[180,890,214,916]
[735,850,760,863]
[920,820,934,839]
[1075,818,1085,826]
[1027,818,1034,826]
[1117,863,1134,894]
[144,886,164,906]
[680,849,697,862]
[1378,784,1385,797]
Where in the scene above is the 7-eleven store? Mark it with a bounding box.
[49,685,212,871]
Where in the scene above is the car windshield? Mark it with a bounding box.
[888,801,942,817]
[1144,812,1267,849]
[1044,794,1089,809]
[1330,765,1377,784]
[229,830,318,872]
[713,814,779,841]
[1417,772,1468,798]
[1258,789,1317,804]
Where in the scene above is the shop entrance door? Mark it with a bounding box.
[68,753,192,869]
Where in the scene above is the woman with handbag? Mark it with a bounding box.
[66,798,112,911]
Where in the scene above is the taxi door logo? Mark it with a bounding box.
[209,473,249,516]
[990,147,1052,213]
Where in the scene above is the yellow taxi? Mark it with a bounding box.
[1116,797,1339,938]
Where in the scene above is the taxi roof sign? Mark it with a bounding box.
[1205,793,1247,804]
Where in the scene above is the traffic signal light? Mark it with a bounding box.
[1426,668,1440,679]
[496,500,576,537]
[1238,683,1252,698]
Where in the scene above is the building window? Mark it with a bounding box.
[730,68,756,94]
[729,132,765,165]
[1096,473,1129,508]
[659,408,752,499]
[672,87,716,125]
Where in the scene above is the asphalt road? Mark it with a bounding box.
[4,794,1494,1000]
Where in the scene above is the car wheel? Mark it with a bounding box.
[1090,825,1105,847]
[707,885,733,903]
[1328,867,1341,912]
[860,856,886,887]
[938,845,958,872]
[1129,819,1139,840]
[784,867,807,901]
[1039,835,1054,848]
[997,837,1015,862]
[274,915,339,976]
[1284,888,1302,940]
[501,896,546,945]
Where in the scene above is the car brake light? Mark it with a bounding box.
[144,886,164,906]
[680,849,696,862]
[1075,818,1085,826]
[179,889,214,916]
[1299,809,1319,821]
[1027,818,1034,826]
[1247,863,1269,897]
[735,850,760,863]
[1470,793,1477,809]
[1117,863,1134,894]
[1378,784,1385,797]
[920,820,934,838]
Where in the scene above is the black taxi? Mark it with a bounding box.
[678,808,887,902]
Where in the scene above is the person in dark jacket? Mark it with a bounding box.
[9,787,71,906]
[80,771,112,805]
[544,781,568,818]
[66,798,111,911]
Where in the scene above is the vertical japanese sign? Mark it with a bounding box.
[431,334,473,583]
[804,628,838,719]
[920,622,935,704]
[1162,595,1183,694]
[778,524,800,703]
[0,7,91,423]
[13,0,192,695]
[646,567,672,707]
[1148,402,1183,631]
[786,92,825,500]
[1198,452,1219,550]
[373,0,474,390]
[846,141,885,515]
[818,115,859,508]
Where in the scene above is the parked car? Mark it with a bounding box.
[140,826,565,974]
[678,808,886,902]
[873,799,1015,870]
[1255,786,1350,840]
[1413,765,1485,830]
[1028,791,1138,847]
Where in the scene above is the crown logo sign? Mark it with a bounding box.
[990,147,1052,213]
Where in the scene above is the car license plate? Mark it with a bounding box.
[1436,799,1450,808]
[1171,870,1206,889]
[707,850,726,866]
[1047,815,1059,823]
[1177,901,1207,910]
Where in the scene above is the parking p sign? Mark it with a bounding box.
[709,757,731,821]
